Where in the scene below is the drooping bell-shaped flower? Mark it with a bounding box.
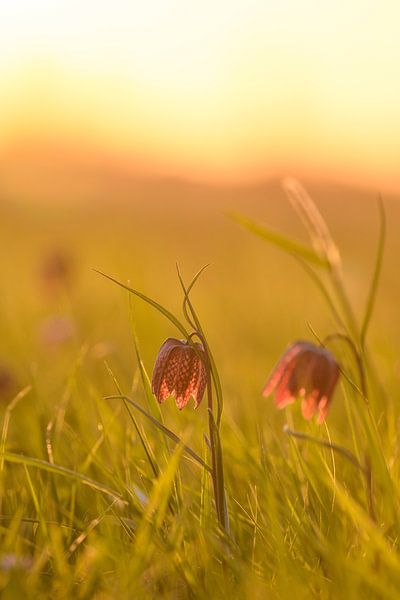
[151,338,207,409]
[263,340,340,423]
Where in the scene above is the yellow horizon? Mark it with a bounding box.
[1,1,400,192]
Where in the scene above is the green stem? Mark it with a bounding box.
[322,333,367,402]
[360,197,386,350]
[206,379,220,523]
[175,265,228,530]
[330,265,360,343]
[198,333,227,532]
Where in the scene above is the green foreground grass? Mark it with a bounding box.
[0,183,400,599]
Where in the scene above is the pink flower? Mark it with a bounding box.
[39,250,73,296]
[37,314,76,347]
[151,338,207,409]
[0,364,16,401]
[262,340,340,423]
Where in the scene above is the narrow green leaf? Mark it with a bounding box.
[186,263,211,294]
[2,452,124,501]
[104,361,159,478]
[230,212,330,268]
[284,425,365,473]
[127,310,175,482]
[176,265,224,425]
[130,433,187,573]
[105,395,212,473]
[294,256,347,331]
[94,269,189,338]
[324,475,400,574]
[128,298,164,423]
[0,385,32,472]
[360,197,386,348]
[24,465,49,540]
[177,263,210,330]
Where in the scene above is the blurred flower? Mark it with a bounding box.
[152,338,207,409]
[0,364,16,400]
[263,340,340,423]
[38,314,76,347]
[0,554,32,572]
[39,250,73,296]
[90,341,116,360]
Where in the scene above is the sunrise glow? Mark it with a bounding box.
[1,0,400,190]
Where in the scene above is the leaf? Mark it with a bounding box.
[185,263,211,296]
[2,452,124,501]
[128,300,173,466]
[176,265,224,425]
[105,395,212,473]
[360,197,386,348]
[230,212,330,268]
[104,361,159,478]
[128,298,164,423]
[130,433,187,573]
[294,257,347,331]
[283,425,365,473]
[94,269,189,337]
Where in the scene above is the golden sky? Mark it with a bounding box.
[1,1,400,190]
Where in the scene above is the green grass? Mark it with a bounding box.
[0,182,400,598]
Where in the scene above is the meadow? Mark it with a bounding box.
[0,176,399,599]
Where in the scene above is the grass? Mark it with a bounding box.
[0,181,399,598]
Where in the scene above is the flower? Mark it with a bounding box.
[39,250,73,295]
[37,314,76,347]
[41,250,72,285]
[0,364,16,401]
[0,553,32,572]
[151,338,207,409]
[262,340,340,423]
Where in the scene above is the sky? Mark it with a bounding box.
[1,0,400,190]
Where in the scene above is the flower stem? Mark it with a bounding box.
[329,265,360,343]
[322,332,367,403]
[177,266,228,531]
[204,344,227,531]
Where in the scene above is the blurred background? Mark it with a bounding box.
[0,0,399,432]
[2,1,400,191]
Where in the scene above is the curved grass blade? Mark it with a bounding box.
[176,263,206,333]
[293,256,347,332]
[0,385,32,472]
[307,322,367,400]
[1,452,124,501]
[128,300,163,422]
[130,434,187,575]
[360,197,386,349]
[94,269,189,338]
[178,263,210,331]
[185,263,211,296]
[127,299,177,497]
[105,395,212,473]
[176,265,224,425]
[24,465,49,539]
[104,361,159,478]
[283,425,365,474]
[230,212,330,268]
